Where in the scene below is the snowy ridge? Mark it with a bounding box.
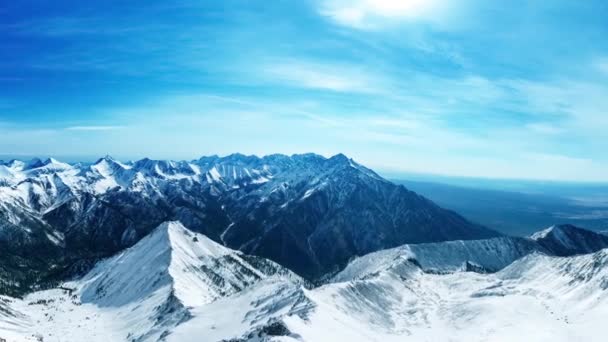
[280,246,608,341]
[0,221,305,341]
[335,236,543,282]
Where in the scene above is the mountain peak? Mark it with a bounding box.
[530,224,608,256]
[95,155,117,164]
[221,153,261,164]
[94,155,132,171]
[160,221,231,258]
[20,157,71,171]
[80,221,232,307]
[80,220,297,311]
[328,153,350,163]
[531,224,584,240]
[43,157,72,169]
[43,157,61,165]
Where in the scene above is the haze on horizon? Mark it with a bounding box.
[2,0,607,181]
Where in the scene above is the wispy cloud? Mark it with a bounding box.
[263,60,383,93]
[65,125,125,131]
[319,0,462,30]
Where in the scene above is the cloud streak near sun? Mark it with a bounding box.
[319,0,459,29]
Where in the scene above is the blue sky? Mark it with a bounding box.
[1,0,608,181]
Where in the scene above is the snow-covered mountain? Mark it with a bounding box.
[530,224,608,256]
[0,153,499,294]
[286,246,608,342]
[0,221,307,341]
[3,154,607,341]
[1,221,607,341]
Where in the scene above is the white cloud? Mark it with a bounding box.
[65,125,125,131]
[264,61,382,93]
[319,0,459,30]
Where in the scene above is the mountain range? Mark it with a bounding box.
[0,153,497,295]
[1,154,608,341]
